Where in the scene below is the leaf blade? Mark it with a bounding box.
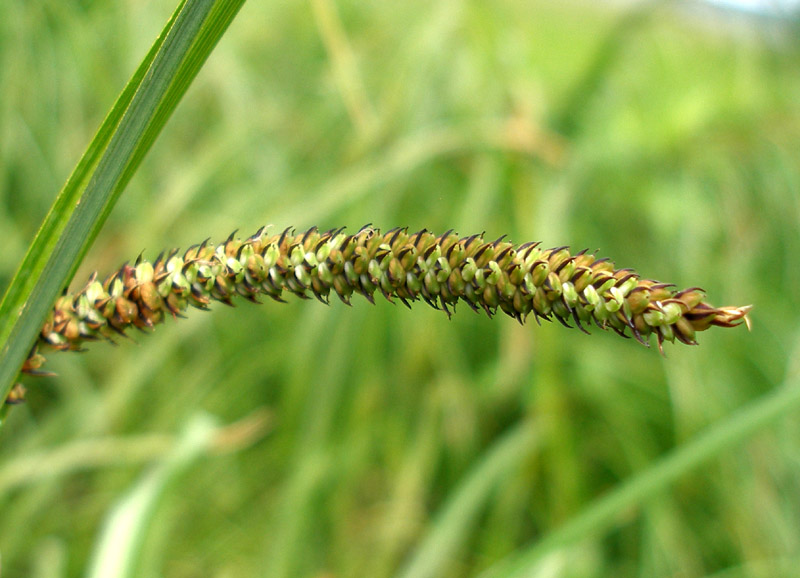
[0,0,245,409]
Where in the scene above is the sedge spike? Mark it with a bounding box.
[19,225,751,379]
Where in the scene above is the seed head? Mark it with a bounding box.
[23,226,751,377]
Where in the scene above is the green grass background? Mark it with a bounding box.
[2,1,800,576]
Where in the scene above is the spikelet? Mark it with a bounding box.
[21,225,751,377]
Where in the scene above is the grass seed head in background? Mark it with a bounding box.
[20,225,750,379]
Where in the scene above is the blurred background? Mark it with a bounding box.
[1,0,800,576]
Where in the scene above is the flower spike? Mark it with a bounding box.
[20,225,751,378]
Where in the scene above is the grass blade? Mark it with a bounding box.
[0,0,246,412]
[397,422,540,578]
[479,374,800,578]
[85,414,218,578]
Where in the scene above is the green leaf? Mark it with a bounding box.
[0,0,246,415]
